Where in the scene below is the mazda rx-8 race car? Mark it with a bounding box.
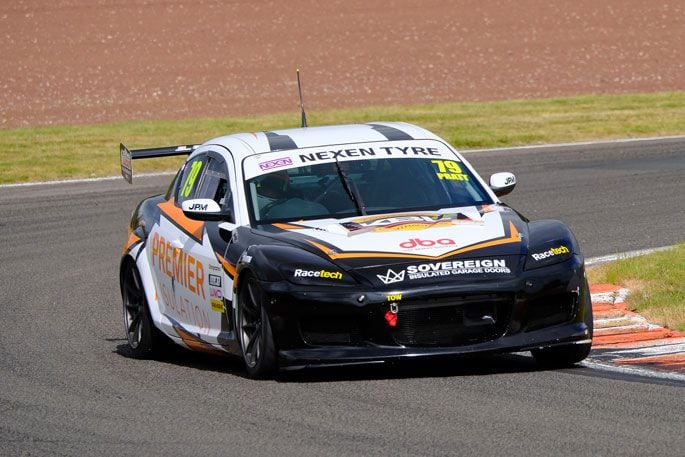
[119,121,592,378]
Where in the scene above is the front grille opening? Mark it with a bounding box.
[300,317,364,346]
[392,295,513,347]
[524,292,577,331]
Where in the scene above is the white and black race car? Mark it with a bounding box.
[119,122,592,378]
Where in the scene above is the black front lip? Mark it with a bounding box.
[278,322,591,369]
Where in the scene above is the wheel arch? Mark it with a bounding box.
[120,246,171,336]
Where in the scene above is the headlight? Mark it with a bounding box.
[278,263,355,286]
[525,242,574,270]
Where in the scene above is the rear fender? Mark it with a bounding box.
[120,248,176,340]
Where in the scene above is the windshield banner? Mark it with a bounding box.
[243,140,460,180]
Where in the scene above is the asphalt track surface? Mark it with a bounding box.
[1,138,684,456]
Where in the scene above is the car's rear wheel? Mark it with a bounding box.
[236,275,277,378]
[532,278,593,367]
[121,260,167,358]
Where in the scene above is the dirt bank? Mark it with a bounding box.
[1,0,683,128]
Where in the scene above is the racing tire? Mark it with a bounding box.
[121,259,168,359]
[532,278,593,367]
[236,274,278,379]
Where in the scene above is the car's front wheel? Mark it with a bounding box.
[532,279,593,367]
[121,259,167,358]
[235,274,277,378]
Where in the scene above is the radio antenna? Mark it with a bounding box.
[296,69,308,128]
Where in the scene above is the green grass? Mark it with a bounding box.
[1,91,684,184]
[587,244,685,332]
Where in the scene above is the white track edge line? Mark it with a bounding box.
[581,359,685,382]
[3,134,684,188]
[461,134,685,154]
[585,246,674,266]
[0,171,176,188]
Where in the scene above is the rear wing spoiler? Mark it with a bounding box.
[119,143,200,184]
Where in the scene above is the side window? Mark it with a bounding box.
[176,153,234,221]
[175,156,208,205]
[196,157,233,212]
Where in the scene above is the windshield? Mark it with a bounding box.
[245,156,493,224]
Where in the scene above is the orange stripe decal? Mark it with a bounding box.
[122,230,141,255]
[216,253,237,278]
[273,222,305,230]
[158,198,204,242]
[307,240,338,256]
[174,325,224,355]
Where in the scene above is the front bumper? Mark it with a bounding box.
[278,322,591,369]
[259,255,591,369]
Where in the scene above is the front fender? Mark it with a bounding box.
[526,219,582,270]
[234,243,355,289]
[527,219,580,252]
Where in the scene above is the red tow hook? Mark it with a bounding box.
[384,302,399,327]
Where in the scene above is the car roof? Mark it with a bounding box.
[202,121,446,160]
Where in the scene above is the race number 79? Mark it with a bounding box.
[431,160,468,181]
[181,161,203,197]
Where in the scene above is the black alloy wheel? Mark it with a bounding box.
[121,260,166,358]
[236,275,277,378]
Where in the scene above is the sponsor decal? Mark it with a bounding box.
[208,274,222,287]
[342,212,477,235]
[400,238,456,249]
[259,157,293,171]
[406,259,510,279]
[377,259,510,284]
[298,145,441,163]
[159,285,210,331]
[531,245,570,261]
[293,269,343,280]
[208,264,222,272]
[150,232,205,299]
[377,268,405,285]
[210,288,223,299]
[188,202,208,211]
[210,298,224,313]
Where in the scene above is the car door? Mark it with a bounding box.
[148,149,236,349]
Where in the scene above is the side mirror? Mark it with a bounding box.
[181,199,225,221]
[489,172,516,197]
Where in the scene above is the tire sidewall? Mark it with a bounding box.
[121,260,162,359]
[236,275,277,378]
